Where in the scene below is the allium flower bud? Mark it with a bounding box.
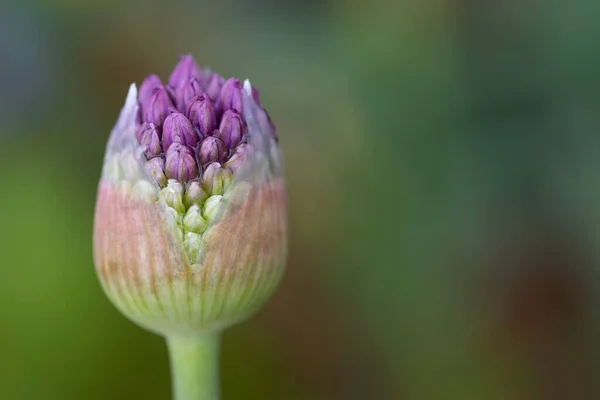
[205,73,224,101]
[165,142,199,182]
[217,110,246,149]
[162,112,199,152]
[203,194,224,220]
[176,77,204,112]
[184,180,208,207]
[159,179,186,214]
[143,86,173,126]
[219,78,243,114]
[168,54,203,89]
[183,204,207,234]
[146,157,167,187]
[202,162,232,196]
[137,122,162,158]
[186,95,216,137]
[94,56,286,341]
[197,136,228,166]
[139,74,163,106]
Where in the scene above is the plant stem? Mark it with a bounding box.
[166,334,221,400]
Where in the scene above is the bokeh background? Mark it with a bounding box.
[2,0,600,399]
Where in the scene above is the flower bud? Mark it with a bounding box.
[165,143,199,182]
[203,195,223,220]
[183,204,208,234]
[197,136,228,166]
[185,95,216,137]
[137,122,162,157]
[139,74,162,106]
[183,232,203,263]
[205,73,224,101]
[217,110,246,149]
[219,78,243,114]
[162,112,199,152]
[184,180,208,208]
[143,86,173,126]
[94,57,287,338]
[146,157,167,187]
[168,54,203,89]
[136,121,153,142]
[176,77,204,112]
[159,179,186,214]
[202,162,232,195]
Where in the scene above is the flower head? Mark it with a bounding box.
[93,55,286,336]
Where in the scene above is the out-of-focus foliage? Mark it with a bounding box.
[1,0,599,398]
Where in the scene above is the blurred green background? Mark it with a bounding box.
[1,0,600,399]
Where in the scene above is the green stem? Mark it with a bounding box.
[166,334,221,400]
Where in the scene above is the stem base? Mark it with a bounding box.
[166,334,221,400]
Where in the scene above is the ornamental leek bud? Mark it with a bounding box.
[146,157,167,188]
[93,56,286,338]
[183,204,207,234]
[137,122,162,158]
[159,179,186,215]
[176,77,204,112]
[139,74,163,106]
[205,73,224,101]
[197,136,228,166]
[186,95,216,137]
[202,162,232,196]
[143,86,173,126]
[218,77,243,114]
[217,110,246,149]
[164,143,199,182]
[162,112,199,152]
[184,180,208,208]
[168,54,204,89]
